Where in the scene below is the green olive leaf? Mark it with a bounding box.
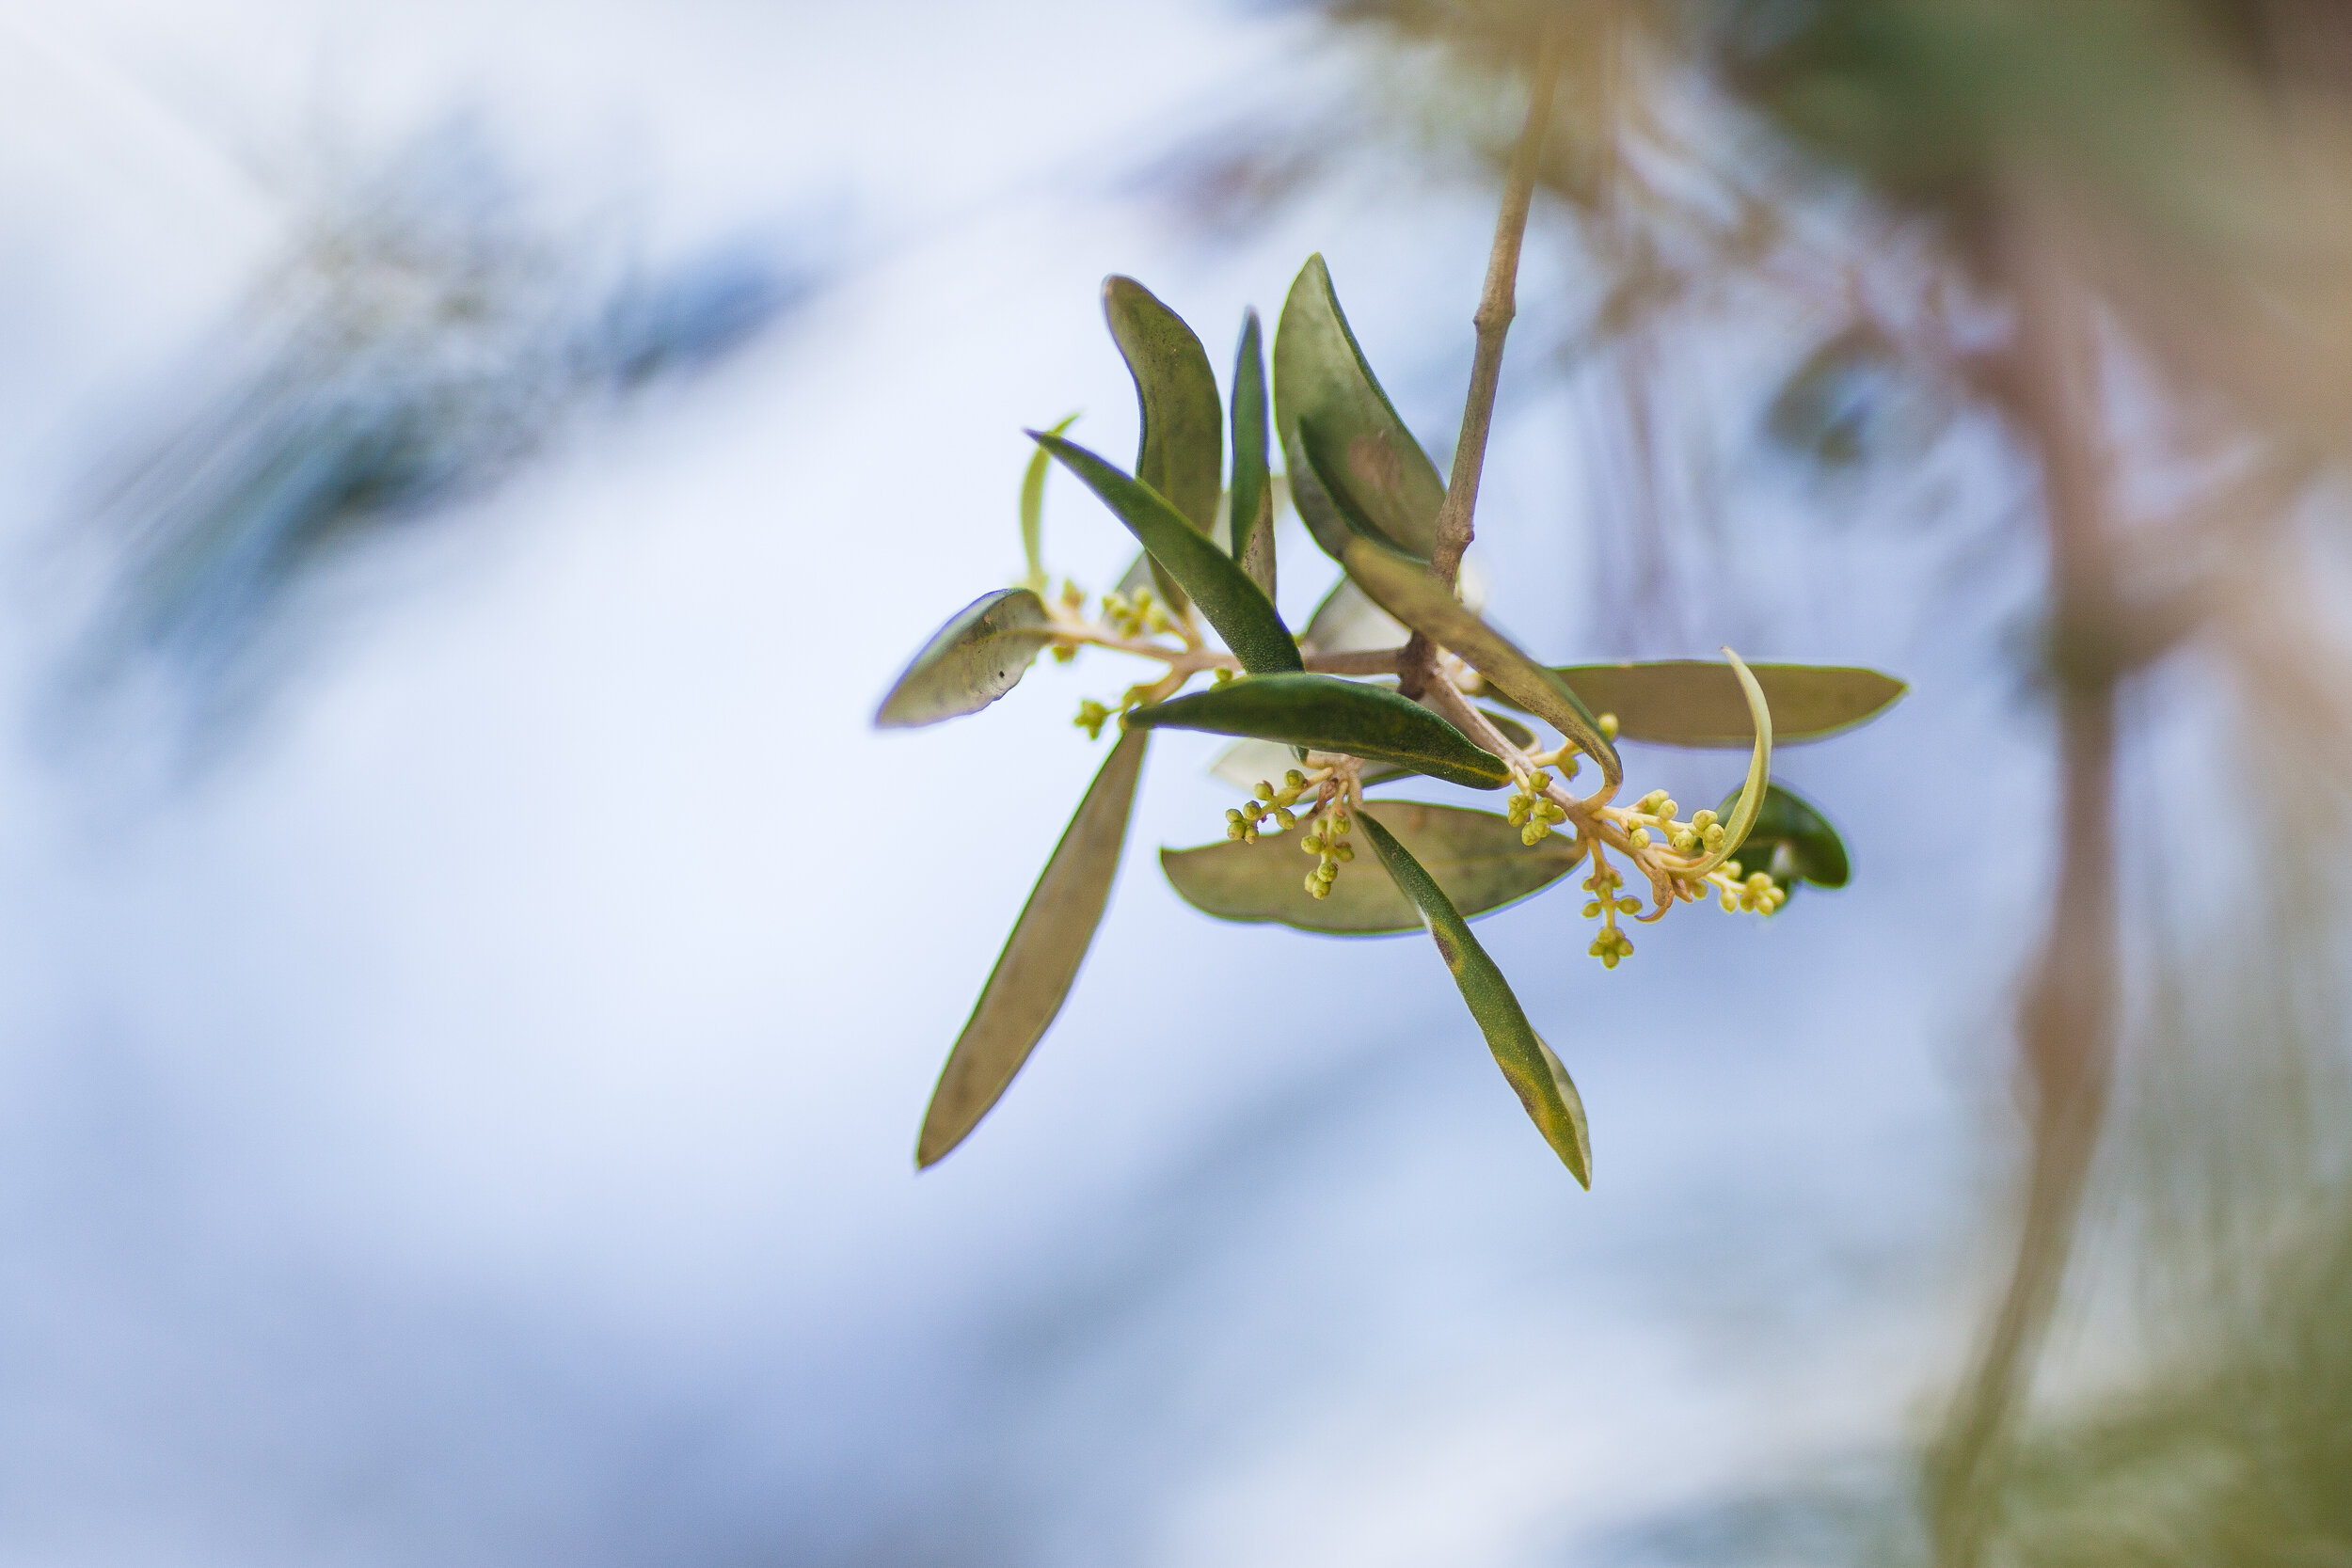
[1162,800,1583,935]
[1230,309,1277,600]
[1212,706,1531,790]
[1361,705,1533,785]
[1359,812,1592,1187]
[915,726,1150,1168]
[875,588,1056,729]
[1274,254,1446,562]
[1340,539,1624,784]
[1128,673,1507,790]
[1105,277,1222,617]
[1528,661,1906,747]
[1033,433,1301,675]
[1018,411,1081,591]
[1714,781,1851,891]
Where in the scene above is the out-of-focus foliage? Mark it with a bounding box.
[71,119,813,739]
[1152,2,2352,1564]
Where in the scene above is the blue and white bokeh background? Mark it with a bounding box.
[0,4,2044,1563]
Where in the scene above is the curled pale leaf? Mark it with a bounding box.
[916,727,1149,1168]
[875,589,1055,729]
[1018,412,1080,591]
[1679,648,1773,877]
[1359,813,1592,1186]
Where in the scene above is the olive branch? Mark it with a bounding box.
[875,48,1903,1181]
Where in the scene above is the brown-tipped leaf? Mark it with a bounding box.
[1537,661,1906,747]
[1274,254,1445,562]
[1341,540,1623,784]
[916,727,1150,1167]
[1105,277,1221,616]
[875,589,1055,729]
[1035,434,1301,675]
[1127,673,1507,790]
[1359,813,1592,1186]
[1162,800,1582,934]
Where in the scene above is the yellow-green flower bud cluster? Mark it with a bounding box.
[1579,857,1637,967]
[1666,808,1726,856]
[1100,586,1175,640]
[1504,770,1569,846]
[1619,791,1731,863]
[1299,799,1355,899]
[1709,861,1787,916]
[1226,769,1311,845]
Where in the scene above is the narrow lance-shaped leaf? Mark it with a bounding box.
[1529,661,1904,747]
[1033,433,1301,675]
[1128,673,1507,790]
[1163,800,1584,935]
[1229,309,1275,599]
[1359,813,1592,1187]
[1105,277,1222,617]
[1210,705,1534,790]
[1274,253,1446,562]
[1341,539,1624,784]
[875,589,1055,729]
[1681,649,1773,878]
[1018,411,1080,592]
[916,727,1150,1168]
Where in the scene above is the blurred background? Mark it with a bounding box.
[1,1,2344,1563]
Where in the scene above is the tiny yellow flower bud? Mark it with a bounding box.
[1670,830,1697,853]
[1597,713,1619,738]
[1212,667,1234,685]
[1243,823,1259,844]
[1506,797,1530,825]
[1658,800,1677,821]
[1722,893,1740,912]
[1333,843,1354,863]
[1274,808,1296,832]
[1704,823,1726,850]
[1537,801,1566,824]
[1052,644,1077,663]
[1283,769,1306,790]
[1629,827,1651,847]
[1301,834,1325,854]
[1617,896,1641,914]
[1310,878,1332,899]
[1254,781,1276,802]
[1582,900,1602,918]
[1692,810,1717,831]
[1227,822,1245,841]
[1521,823,1547,847]
[1331,811,1351,834]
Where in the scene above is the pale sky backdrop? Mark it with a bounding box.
[0,4,2047,1564]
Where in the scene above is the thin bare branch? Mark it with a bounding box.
[1399,26,1566,697]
